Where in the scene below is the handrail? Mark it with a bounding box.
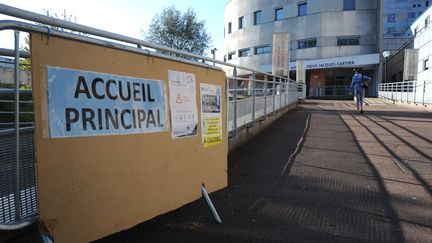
[0,3,293,81]
[0,217,37,231]
[0,126,34,136]
[0,48,30,58]
[0,20,222,71]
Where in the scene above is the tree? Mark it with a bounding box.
[144,6,211,58]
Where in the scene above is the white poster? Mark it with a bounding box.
[46,66,167,138]
[168,70,198,138]
[200,83,222,148]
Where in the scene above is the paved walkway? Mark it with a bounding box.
[12,100,432,242]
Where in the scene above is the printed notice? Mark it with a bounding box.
[168,70,198,138]
[46,66,167,138]
[200,83,222,148]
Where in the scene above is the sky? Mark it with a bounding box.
[0,0,227,59]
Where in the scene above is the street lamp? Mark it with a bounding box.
[383,51,390,83]
[211,48,217,66]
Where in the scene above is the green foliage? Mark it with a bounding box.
[144,6,212,58]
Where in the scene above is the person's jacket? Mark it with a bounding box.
[350,73,371,93]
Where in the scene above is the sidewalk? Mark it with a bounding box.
[95,100,431,243]
[10,100,432,243]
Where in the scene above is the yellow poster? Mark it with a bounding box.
[200,83,222,148]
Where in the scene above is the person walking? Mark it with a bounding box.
[349,69,371,113]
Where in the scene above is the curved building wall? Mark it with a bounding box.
[224,0,379,75]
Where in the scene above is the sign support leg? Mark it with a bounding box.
[201,185,222,224]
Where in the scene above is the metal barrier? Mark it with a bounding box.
[0,3,305,232]
[378,81,432,105]
[227,72,304,134]
[309,85,350,98]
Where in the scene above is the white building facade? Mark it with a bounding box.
[411,6,432,81]
[224,0,381,97]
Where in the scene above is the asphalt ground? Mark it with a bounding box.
[5,100,432,243]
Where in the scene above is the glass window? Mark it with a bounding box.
[298,38,317,49]
[239,48,251,57]
[228,22,232,34]
[408,12,416,19]
[275,8,283,20]
[337,37,360,46]
[343,0,355,11]
[424,59,429,70]
[238,16,244,29]
[425,16,430,28]
[228,52,236,60]
[387,13,395,23]
[298,3,307,16]
[254,45,271,54]
[254,10,262,25]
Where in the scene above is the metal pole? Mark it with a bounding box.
[233,68,238,133]
[201,186,222,223]
[272,77,276,115]
[264,74,267,115]
[251,72,256,124]
[13,30,21,221]
[384,58,387,83]
[279,78,282,109]
[226,77,229,137]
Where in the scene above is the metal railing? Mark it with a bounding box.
[0,3,305,231]
[227,72,304,134]
[378,81,432,105]
[309,85,350,98]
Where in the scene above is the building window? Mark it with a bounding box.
[228,52,236,60]
[298,2,307,16]
[343,0,355,11]
[337,37,360,46]
[275,8,283,20]
[223,55,226,62]
[424,59,429,70]
[239,48,251,57]
[414,27,419,35]
[254,45,271,54]
[425,16,430,28]
[298,38,317,49]
[254,10,262,25]
[408,12,416,19]
[387,13,395,23]
[427,1,429,7]
[228,22,232,34]
[238,16,244,29]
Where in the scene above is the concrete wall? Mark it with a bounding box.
[0,66,31,85]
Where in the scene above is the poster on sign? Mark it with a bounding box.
[168,70,198,138]
[46,66,167,138]
[200,83,222,148]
